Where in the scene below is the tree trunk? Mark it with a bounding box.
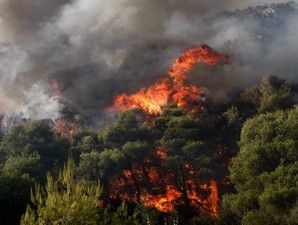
[178,168,191,225]
[129,168,141,203]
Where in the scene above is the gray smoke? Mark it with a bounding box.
[0,0,297,125]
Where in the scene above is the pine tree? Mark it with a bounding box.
[21,159,101,225]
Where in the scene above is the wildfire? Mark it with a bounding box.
[114,45,228,114]
[141,185,182,212]
[141,180,219,215]
[110,147,220,216]
[53,117,77,138]
[110,44,226,216]
[114,79,171,114]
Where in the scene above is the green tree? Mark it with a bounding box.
[21,159,145,225]
[217,106,243,156]
[21,160,101,225]
[0,120,70,176]
[98,203,144,225]
[77,149,125,203]
[223,106,298,225]
[70,129,104,162]
[241,75,294,114]
[104,110,154,148]
[3,154,42,179]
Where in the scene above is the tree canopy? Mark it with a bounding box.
[223,106,298,225]
[0,75,296,225]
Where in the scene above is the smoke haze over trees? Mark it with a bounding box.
[0,0,298,123]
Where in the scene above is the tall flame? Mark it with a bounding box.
[114,45,228,114]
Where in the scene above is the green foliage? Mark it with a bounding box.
[241,75,294,113]
[217,106,243,157]
[232,106,297,183]
[152,108,215,223]
[21,159,101,225]
[259,75,294,113]
[3,154,42,179]
[71,130,104,156]
[153,106,188,136]
[223,106,298,225]
[80,135,101,152]
[0,120,53,156]
[77,149,125,202]
[241,86,261,108]
[159,109,212,177]
[122,141,152,164]
[0,120,70,175]
[104,110,154,148]
[222,106,242,128]
[98,203,144,225]
[78,149,124,181]
[60,105,82,123]
[21,159,146,225]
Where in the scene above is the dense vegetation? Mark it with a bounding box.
[0,76,296,225]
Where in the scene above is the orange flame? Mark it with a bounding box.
[110,147,220,216]
[141,180,219,215]
[114,45,228,114]
[207,180,219,215]
[114,79,171,114]
[141,185,182,212]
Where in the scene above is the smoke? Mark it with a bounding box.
[208,0,298,98]
[0,0,297,124]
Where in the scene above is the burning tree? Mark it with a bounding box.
[98,44,229,223]
[150,108,218,215]
[76,107,223,224]
[103,110,157,204]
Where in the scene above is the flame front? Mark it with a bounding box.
[114,45,228,114]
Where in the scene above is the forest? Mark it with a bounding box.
[0,75,296,225]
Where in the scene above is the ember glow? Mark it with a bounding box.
[114,45,228,114]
